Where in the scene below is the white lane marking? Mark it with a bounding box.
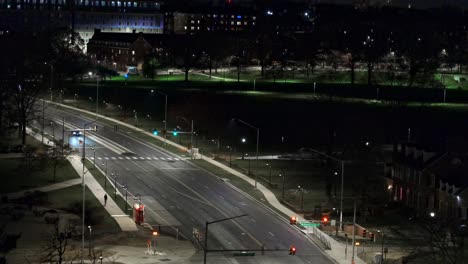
[269,232,275,237]
[153,157,159,160]
[250,218,256,222]
[167,157,173,160]
[111,157,116,160]
[118,157,123,160]
[90,157,94,160]
[139,157,145,160]
[97,157,102,160]
[133,157,138,160]
[174,158,179,161]
[104,157,109,160]
[126,157,131,160]
[160,157,165,160]
[146,157,152,160]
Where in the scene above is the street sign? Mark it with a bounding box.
[299,221,320,227]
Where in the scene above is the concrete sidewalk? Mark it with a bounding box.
[7,178,82,200]
[67,155,138,232]
[50,100,364,264]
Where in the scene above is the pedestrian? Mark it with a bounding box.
[104,194,108,206]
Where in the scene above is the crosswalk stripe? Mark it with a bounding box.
[118,157,123,160]
[111,157,117,160]
[146,157,152,160]
[90,157,94,160]
[167,157,173,160]
[97,157,102,160]
[160,157,165,160]
[153,157,159,160]
[140,157,145,160]
[174,158,179,161]
[133,157,138,160]
[126,157,131,160]
[105,157,109,160]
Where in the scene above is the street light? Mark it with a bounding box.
[378,229,385,263]
[112,172,117,198]
[280,173,286,199]
[305,147,345,230]
[88,225,93,256]
[92,146,96,169]
[150,89,168,144]
[266,163,272,185]
[298,185,304,211]
[81,120,97,264]
[430,211,435,218]
[204,214,248,264]
[233,118,260,188]
[102,161,107,188]
[88,72,99,119]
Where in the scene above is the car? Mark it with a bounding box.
[71,130,82,136]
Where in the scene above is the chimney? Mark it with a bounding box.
[132,29,136,34]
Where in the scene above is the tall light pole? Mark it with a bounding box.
[307,147,345,230]
[204,214,247,264]
[81,120,97,264]
[88,72,99,119]
[150,89,168,144]
[234,118,260,188]
[378,229,385,263]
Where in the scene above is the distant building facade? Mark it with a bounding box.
[388,143,468,220]
[0,0,164,50]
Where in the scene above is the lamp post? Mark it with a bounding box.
[204,214,248,264]
[92,146,96,169]
[378,229,385,263]
[266,163,272,185]
[234,119,260,188]
[49,121,55,143]
[280,173,285,199]
[298,185,304,211]
[81,120,97,264]
[88,72,100,119]
[88,225,93,256]
[306,148,345,230]
[112,172,116,198]
[351,199,357,264]
[150,89,168,144]
[102,161,107,188]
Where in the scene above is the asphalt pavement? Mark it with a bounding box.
[33,102,334,264]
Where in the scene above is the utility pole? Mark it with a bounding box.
[190,120,194,159]
[62,117,65,154]
[42,100,45,143]
[351,199,356,264]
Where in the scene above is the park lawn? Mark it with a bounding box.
[47,185,120,236]
[0,157,79,193]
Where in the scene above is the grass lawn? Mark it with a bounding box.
[83,159,133,217]
[0,157,79,193]
[47,185,120,236]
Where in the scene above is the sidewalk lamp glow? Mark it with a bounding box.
[241,137,246,143]
[172,129,178,136]
[152,231,159,236]
[430,212,435,218]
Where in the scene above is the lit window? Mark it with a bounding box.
[191,26,194,30]
[237,21,241,25]
[184,26,187,30]
[231,21,234,25]
[132,50,135,55]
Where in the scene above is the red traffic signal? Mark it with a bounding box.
[322,216,329,223]
[290,216,297,225]
[289,246,296,255]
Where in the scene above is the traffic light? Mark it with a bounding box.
[172,129,178,136]
[290,216,297,225]
[289,246,296,255]
[322,216,329,224]
[362,229,367,238]
[153,129,158,136]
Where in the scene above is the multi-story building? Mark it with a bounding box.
[0,0,164,50]
[389,143,468,220]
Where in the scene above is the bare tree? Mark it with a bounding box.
[42,222,75,264]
